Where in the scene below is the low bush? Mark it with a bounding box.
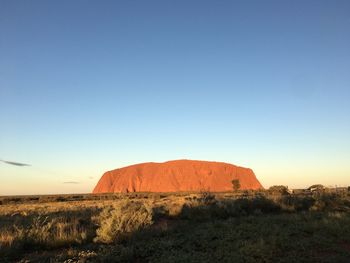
[310,193,343,211]
[278,195,315,211]
[268,185,289,196]
[198,191,216,205]
[180,196,281,221]
[94,201,154,244]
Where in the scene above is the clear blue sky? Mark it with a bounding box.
[1,0,350,195]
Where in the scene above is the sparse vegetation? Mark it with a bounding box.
[94,201,154,244]
[1,189,350,262]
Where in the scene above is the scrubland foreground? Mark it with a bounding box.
[1,190,350,263]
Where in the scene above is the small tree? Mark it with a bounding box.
[232,179,241,192]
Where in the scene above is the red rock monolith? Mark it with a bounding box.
[93,159,263,193]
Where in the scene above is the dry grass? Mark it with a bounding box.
[0,229,20,248]
[0,194,187,256]
[0,195,175,255]
[0,190,350,262]
[0,199,117,216]
[0,214,92,252]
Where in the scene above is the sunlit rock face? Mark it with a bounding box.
[93,160,263,193]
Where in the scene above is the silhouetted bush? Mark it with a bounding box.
[279,195,315,211]
[180,202,216,221]
[308,184,325,193]
[268,185,289,195]
[310,193,343,211]
[180,196,281,221]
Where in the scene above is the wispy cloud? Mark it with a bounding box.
[0,159,31,167]
[63,181,80,184]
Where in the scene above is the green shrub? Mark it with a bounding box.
[94,201,154,244]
